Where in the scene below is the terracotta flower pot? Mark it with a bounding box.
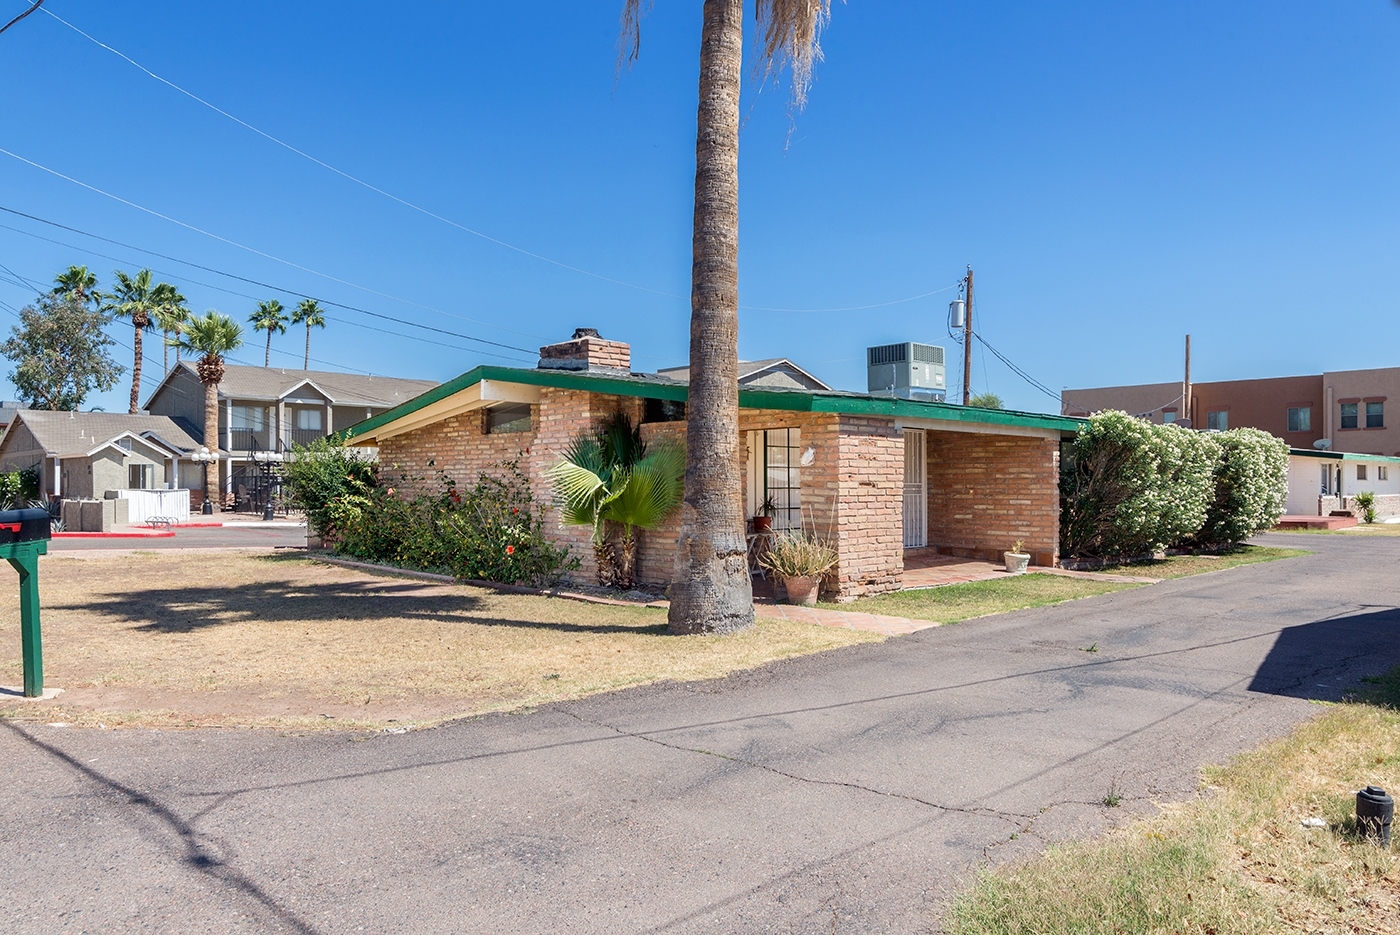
[752,516,773,533]
[1003,551,1030,575]
[783,575,820,606]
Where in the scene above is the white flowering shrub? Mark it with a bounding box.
[1191,427,1288,546]
[1060,411,1219,557]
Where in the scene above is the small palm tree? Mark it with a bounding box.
[52,265,101,308]
[152,286,190,375]
[290,298,326,370]
[549,413,684,589]
[177,311,243,509]
[249,299,287,367]
[105,268,179,413]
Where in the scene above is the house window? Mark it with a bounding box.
[486,403,532,434]
[1161,411,1177,424]
[763,428,802,531]
[128,463,154,489]
[1357,464,1368,481]
[1340,402,1358,429]
[232,405,268,431]
[295,409,323,431]
[643,398,685,423]
[1380,466,1389,481]
[1366,401,1384,429]
[116,437,133,451]
[1206,410,1228,431]
[1287,407,1311,432]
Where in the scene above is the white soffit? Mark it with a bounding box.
[893,417,1061,440]
[369,380,541,442]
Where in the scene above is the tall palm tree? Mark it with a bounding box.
[105,268,178,413]
[249,299,287,367]
[177,311,243,509]
[621,0,832,634]
[290,298,326,370]
[152,286,190,375]
[52,265,101,308]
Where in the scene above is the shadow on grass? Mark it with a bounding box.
[57,577,668,636]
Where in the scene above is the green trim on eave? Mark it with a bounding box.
[1289,447,1400,465]
[344,365,1085,440]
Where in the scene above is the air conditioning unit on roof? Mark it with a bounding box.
[867,342,946,401]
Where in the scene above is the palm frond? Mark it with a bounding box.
[546,459,610,532]
[603,443,684,533]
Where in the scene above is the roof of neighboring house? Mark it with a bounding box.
[148,363,439,408]
[344,365,1085,443]
[656,358,831,391]
[4,410,207,459]
[1289,447,1400,464]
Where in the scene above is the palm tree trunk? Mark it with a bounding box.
[163,331,170,375]
[667,0,753,635]
[304,325,311,370]
[130,325,144,414]
[203,374,220,511]
[265,332,272,367]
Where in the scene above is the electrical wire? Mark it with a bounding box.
[0,0,44,37]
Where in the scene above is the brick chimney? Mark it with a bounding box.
[538,328,631,373]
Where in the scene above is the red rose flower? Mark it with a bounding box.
[505,545,515,555]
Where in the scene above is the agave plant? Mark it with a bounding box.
[548,414,683,589]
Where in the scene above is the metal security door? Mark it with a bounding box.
[903,429,927,548]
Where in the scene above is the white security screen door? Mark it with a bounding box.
[903,429,927,548]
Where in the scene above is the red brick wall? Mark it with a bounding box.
[538,337,631,372]
[924,431,1060,567]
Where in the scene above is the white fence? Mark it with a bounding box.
[117,488,191,524]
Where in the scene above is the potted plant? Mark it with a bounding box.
[1003,539,1030,575]
[752,495,777,533]
[759,530,838,606]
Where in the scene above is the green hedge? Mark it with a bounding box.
[1062,413,1289,557]
[0,468,40,510]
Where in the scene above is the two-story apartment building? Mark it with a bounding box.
[1062,367,1396,456]
[144,363,438,507]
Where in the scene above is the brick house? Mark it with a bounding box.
[344,330,1082,600]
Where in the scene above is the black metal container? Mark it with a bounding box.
[0,508,51,544]
[1356,786,1394,847]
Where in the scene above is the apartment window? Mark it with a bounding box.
[1380,466,1389,481]
[116,437,133,451]
[1206,410,1228,431]
[1357,464,1368,481]
[1366,401,1384,429]
[486,403,532,434]
[763,428,803,531]
[232,405,268,431]
[1340,402,1358,429]
[1161,411,1177,424]
[128,463,154,489]
[295,408,323,431]
[1287,407,1311,432]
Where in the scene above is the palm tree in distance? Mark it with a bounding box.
[290,299,326,370]
[153,287,190,375]
[249,299,287,367]
[620,0,834,634]
[177,311,243,509]
[105,268,179,413]
[52,265,101,308]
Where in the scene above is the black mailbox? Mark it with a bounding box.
[0,508,52,544]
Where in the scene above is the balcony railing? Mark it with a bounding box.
[229,428,270,452]
[285,428,326,448]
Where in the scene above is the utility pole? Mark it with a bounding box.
[1183,334,1192,427]
[962,267,974,406]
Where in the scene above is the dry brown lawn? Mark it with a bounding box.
[0,552,877,730]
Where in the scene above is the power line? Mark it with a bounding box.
[0,0,44,37]
[0,204,535,362]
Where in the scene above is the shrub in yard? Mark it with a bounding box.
[1191,428,1289,546]
[758,531,838,580]
[1353,490,1376,524]
[326,458,576,586]
[1060,411,1219,557]
[0,467,39,510]
[280,435,377,538]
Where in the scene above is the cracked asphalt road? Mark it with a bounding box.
[4,532,1398,934]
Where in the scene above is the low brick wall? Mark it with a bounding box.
[1322,493,1400,521]
[924,432,1060,567]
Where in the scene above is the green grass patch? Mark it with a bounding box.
[945,670,1400,935]
[1091,544,1307,580]
[1273,524,1400,536]
[843,575,1142,624]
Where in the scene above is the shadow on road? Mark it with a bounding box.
[1247,606,1400,702]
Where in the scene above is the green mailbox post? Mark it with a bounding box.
[1,509,52,697]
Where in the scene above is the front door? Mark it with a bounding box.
[903,429,927,548]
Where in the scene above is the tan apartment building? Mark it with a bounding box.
[1063,368,1395,456]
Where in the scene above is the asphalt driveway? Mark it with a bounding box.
[3,532,1397,934]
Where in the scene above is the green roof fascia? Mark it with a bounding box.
[344,365,1083,440]
[1288,447,1400,465]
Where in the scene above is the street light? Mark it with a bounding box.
[191,446,218,515]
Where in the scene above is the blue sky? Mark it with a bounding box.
[0,1,1396,415]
